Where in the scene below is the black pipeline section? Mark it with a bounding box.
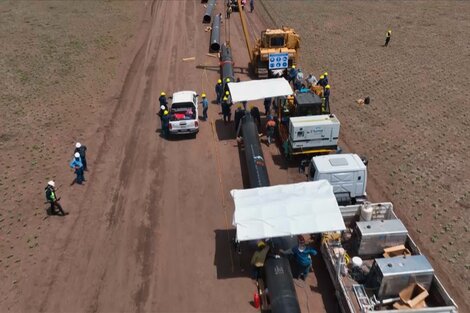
[220,43,235,91]
[265,257,302,313]
[240,113,270,188]
[203,0,216,23]
[210,14,221,52]
[240,114,301,313]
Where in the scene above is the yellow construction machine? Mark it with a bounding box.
[235,0,300,78]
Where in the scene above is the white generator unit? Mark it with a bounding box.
[288,114,340,149]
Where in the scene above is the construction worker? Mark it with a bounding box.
[234,105,245,132]
[384,30,391,47]
[323,72,329,85]
[226,2,232,19]
[224,78,231,95]
[323,85,331,112]
[288,65,297,84]
[215,79,223,105]
[250,0,254,12]
[201,93,209,120]
[316,75,325,88]
[306,74,317,88]
[45,181,67,216]
[263,97,272,115]
[74,142,87,171]
[159,92,168,109]
[251,240,269,279]
[221,96,232,123]
[294,68,304,91]
[281,236,318,280]
[70,152,85,185]
[161,110,170,138]
[265,116,276,146]
[250,105,261,128]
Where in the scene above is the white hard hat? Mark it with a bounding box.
[75,142,81,148]
[160,105,165,110]
[48,180,55,187]
[74,152,80,158]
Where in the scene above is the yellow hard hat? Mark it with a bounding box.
[223,96,228,101]
[292,65,296,69]
[226,78,231,82]
[163,110,169,115]
[324,72,328,76]
[217,79,222,84]
[325,85,330,89]
[388,30,392,33]
[225,91,230,95]
[257,241,266,248]
[160,92,166,96]
[320,75,324,79]
[201,93,206,98]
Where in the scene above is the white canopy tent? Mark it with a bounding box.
[231,180,346,242]
[227,78,293,103]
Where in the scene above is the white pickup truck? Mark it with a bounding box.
[169,91,199,136]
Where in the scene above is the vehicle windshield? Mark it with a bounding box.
[270,36,285,47]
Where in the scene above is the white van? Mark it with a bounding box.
[308,153,367,205]
[169,91,199,136]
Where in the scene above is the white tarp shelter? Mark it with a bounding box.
[227,78,293,103]
[231,180,346,242]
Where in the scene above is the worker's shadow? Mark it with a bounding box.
[214,229,253,279]
[309,251,341,313]
[214,119,237,141]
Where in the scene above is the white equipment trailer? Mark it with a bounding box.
[322,202,458,313]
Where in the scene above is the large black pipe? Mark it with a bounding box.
[220,43,235,92]
[210,14,221,52]
[203,0,216,23]
[265,257,302,313]
[240,113,270,188]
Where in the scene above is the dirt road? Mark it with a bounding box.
[6,1,333,312]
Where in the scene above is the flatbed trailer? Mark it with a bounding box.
[322,203,458,313]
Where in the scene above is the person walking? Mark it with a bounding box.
[215,79,223,105]
[250,0,254,12]
[384,30,391,47]
[221,96,232,123]
[226,2,232,19]
[265,116,276,146]
[45,180,67,216]
[161,110,170,138]
[250,105,261,128]
[74,142,87,171]
[263,97,272,115]
[70,152,85,185]
[201,93,209,120]
[281,236,318,280]
[323,84,331,112]
[159,92,168,109]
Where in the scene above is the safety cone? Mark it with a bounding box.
[253,292,260,309]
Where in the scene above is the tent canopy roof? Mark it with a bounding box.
[227,78,293,103]
[231,180,346,242]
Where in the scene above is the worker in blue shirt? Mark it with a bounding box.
[288,65,297,84]
[281,235,317,280]
[201,93,209,120]
[215,79,223,105]
[70,152,85,184]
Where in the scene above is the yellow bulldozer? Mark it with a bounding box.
[234,0,300,78]
[251,27,300,78]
